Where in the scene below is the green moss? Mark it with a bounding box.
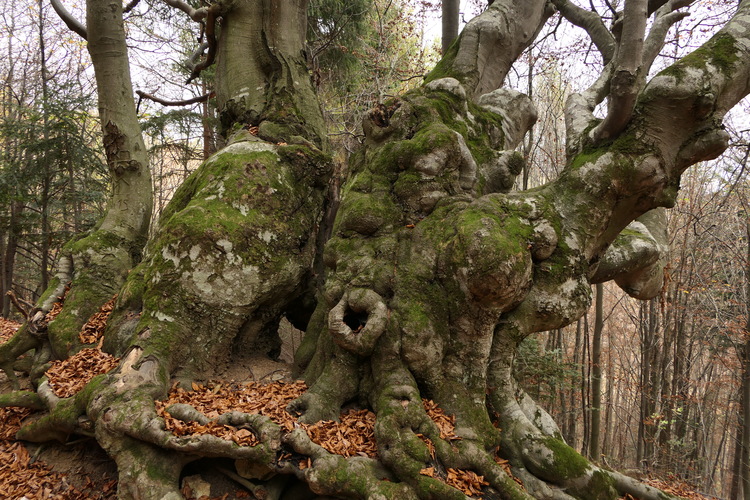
[586,470,617,500]
[424,38,461,85]
[541,436,590,480]
[36,276,62,306]
[65,229,127,255]
[338,191,400,236]
[658,33,738,81]
[507,151,525,176]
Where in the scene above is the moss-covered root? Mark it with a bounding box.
[522,437,682,500]
[98,434,188,500]
[0,257,71,388]
[15,380,94,443]
[0,390,44,410]
[366,352,531,500]
[288,344,360,423]
[0,332,41,390]
[283,428,420,500]
[491,385,679,500]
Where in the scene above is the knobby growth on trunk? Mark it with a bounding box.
[1,0,749,499]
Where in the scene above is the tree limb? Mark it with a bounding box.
[6,291,29,319]
[186,4,223,83]
[49,0,87,40]
[642,0,693,73]
[551,0,616,64]
[123,0,141,14]
[160,0,209,21]
[432,0,554,100]
[135,90,213,108]
[590,0,648,144]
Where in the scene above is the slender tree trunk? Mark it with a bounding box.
[590,282,604,460]
[740,217,750,500]
[441,0,460,54]
[87,0,152,245]
[1,202,23,318]
[581,312,591,457]
[38,0,51,293]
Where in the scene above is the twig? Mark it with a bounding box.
[6,291,29,319]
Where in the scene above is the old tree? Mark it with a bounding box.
[1,0,749,498]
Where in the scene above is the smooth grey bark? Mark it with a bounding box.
[6,0,156,364]
[86,0,152,245]
[441,0,460,54]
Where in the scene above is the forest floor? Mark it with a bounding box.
[0,317,721,500]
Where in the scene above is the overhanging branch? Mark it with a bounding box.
[161,0,209,21]
[135,90,213,110]
[50,0,87,40]
[551,0,616,64]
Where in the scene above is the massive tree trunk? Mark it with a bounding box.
[1,0,750,499]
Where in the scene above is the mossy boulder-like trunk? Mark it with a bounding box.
[2,1,750,499]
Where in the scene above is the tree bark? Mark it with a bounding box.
[3,1,750,499]
[589,283,604,461]
[441,0,460,54]
[741,217,750,500]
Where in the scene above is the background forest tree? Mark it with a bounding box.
[0,0,749,499]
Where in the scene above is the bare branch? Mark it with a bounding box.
[590,0,648,144]
[551,0,616,64]
[49,0,87,40]
[185,41,210,72]
[123,0,141,14]
[643,0,693,73]
[436,0,554,99]
[186,4,222,83]
[161,0,209,21]
[563,64,613,152]
[136,90,213,108]
[6,291,29,319]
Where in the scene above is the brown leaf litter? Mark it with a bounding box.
[79,295,117,345]
[0,318,20,343]
[0,407,115,499]
[45,348,120,398]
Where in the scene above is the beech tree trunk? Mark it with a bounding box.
[2,1,750,499]
[442,0,460,54]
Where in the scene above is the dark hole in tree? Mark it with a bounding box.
[343,309,368,332]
